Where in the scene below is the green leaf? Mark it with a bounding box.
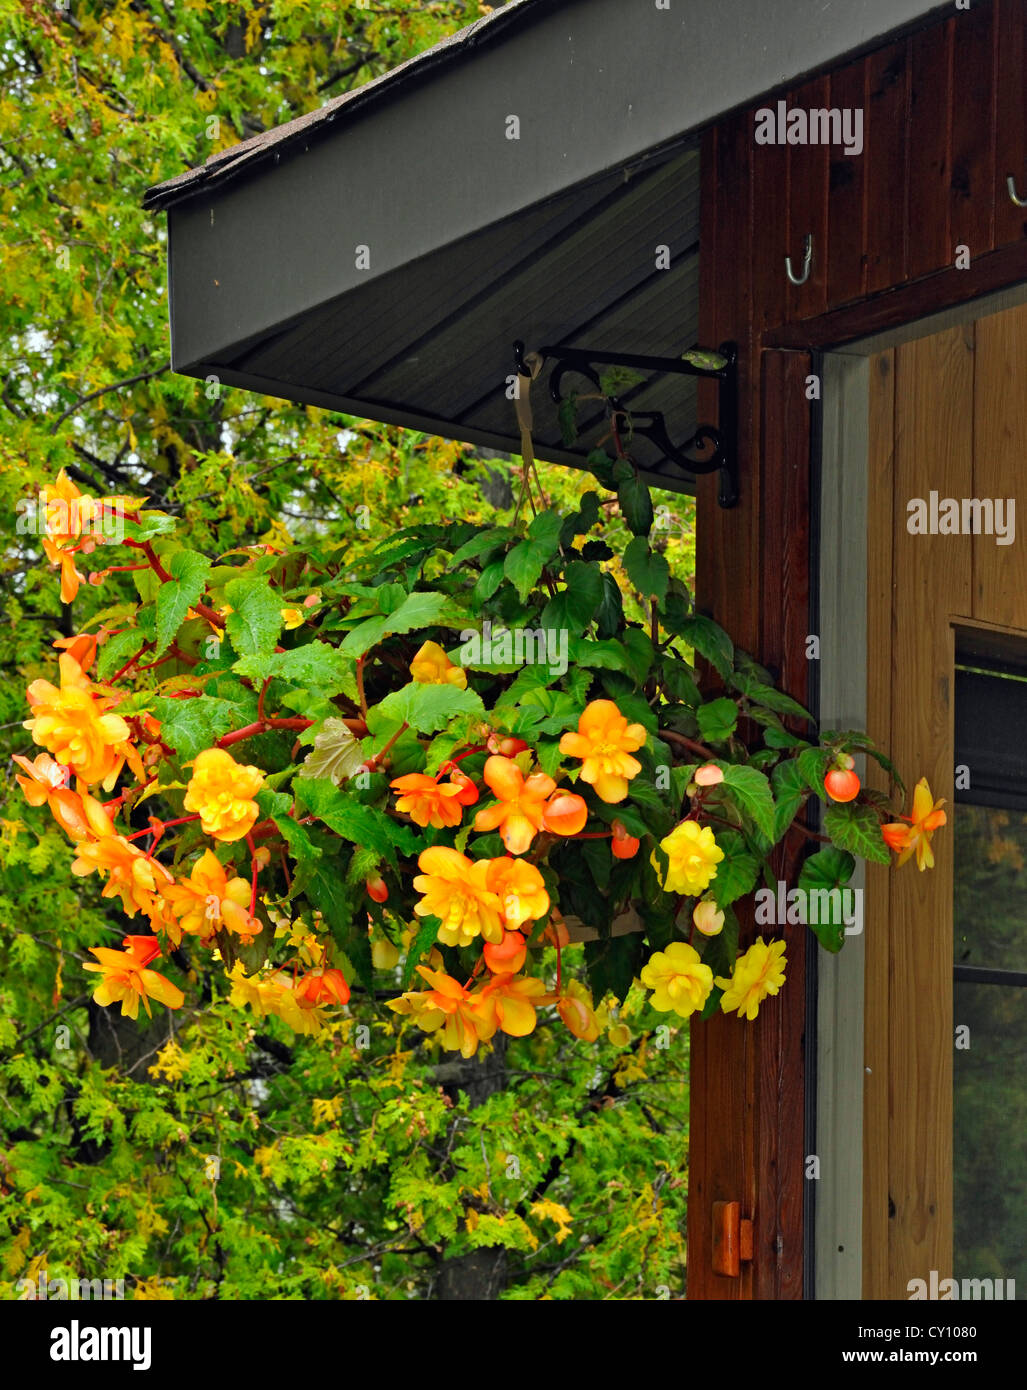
[540,561,604,633]
[558,393,578,446]
[153,696,236,762]
[401,916,442,988]
[798,747,832,801]
[154,550,211,658]
[96,627,146,681]
[730,669,813,722]
[585,448,616,489]
[678,615,733,680]
[375,681,485,735]
[234,641,354,694]
[293,780,402,867]
[699,903,740,980]
[709,831,758,908]
[121,512,178,542]
[617,474,654,537]
[721,764,776,843]
[339,590,464,658]
[823,802,890,865]
[595,571,624,639]
[271,813,321,867]
[297,717,366,785]
[797,847,858,952]
[772,757,808,839]
[622,536,669,604]
[681,348,729,372]
[447,527,515,569]
[224,575,284,658]
[696,697,738,743]
[303,863,373,995]
[474,561,506,604]
[503,510,564,602]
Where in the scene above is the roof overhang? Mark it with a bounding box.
[147,0,949,493]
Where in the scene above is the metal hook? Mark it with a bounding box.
[785,233,813,286]
[1008,175,1027,208]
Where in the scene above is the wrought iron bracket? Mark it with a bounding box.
[513,339,739,508]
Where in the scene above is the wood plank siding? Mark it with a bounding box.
[693,0,1027,1297]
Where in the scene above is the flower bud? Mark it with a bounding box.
[692,899,725,936]
[694,763,724,787]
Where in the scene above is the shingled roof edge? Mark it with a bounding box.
[142,0,552,212]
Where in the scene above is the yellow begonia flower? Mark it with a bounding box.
[409,640,467,690]
[388,966,497,1059]
[639,941,713,1018]
[83,937,183,1020]
[183,747,264,843]
[24,653,144,790]
[485,856,550,932]
[71,833,173,922]
[160,847,254,945]
[881,776,947,871]
[716,937,787,1021]
[281,607,305,629]
[654,819,724,895]
[412,846,503,947]
[557,979,601,1041]
[558,699,647,803]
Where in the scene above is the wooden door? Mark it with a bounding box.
[863,302,1027,1297]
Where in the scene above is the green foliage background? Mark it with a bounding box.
[0,2,693,1298]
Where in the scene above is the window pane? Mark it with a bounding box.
[953,981,1027,1291]
[954,804,1027,974]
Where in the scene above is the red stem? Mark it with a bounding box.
[125,813,200,841]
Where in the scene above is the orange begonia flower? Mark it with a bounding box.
[390,772,468,829]
[12,751,73,807]
[294,967,351,1008]
[183,747,264,842]
[71,833,173,921]
[881,777,947,871]
[53,632,99,673]
[24,654,144,790]
[558,699,647,804]
[39,471,143,603]
[557,979,601,1042]
[412,846,503,947]
[83,938,183,1020]
[388,965,498,1059]
[160,848,254,946]
[472,755,556,855]
[485,856,550,931]
[409,641,468,690]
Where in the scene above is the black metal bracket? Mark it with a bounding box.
[513,340,739,507]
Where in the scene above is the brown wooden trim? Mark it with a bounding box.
[764,236,1027,351]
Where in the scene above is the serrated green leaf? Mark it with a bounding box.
[447,527,515,569]
[339,590,464,658]
[798,746,832,801]
[375,681,485,734]
[224,575,284,658]
[708,831,758,908]
[293,780,402,868]
[678,614,733,680]
[153,696,237,762]
[771,757,808,839]
[823,802,890,864]
[154,550,211,658]
[96,627,146,681]
[696,697,738,743]
[235,641,353,694]
[721,764,776,842]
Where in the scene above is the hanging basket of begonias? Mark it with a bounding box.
[16,429,945,1051]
